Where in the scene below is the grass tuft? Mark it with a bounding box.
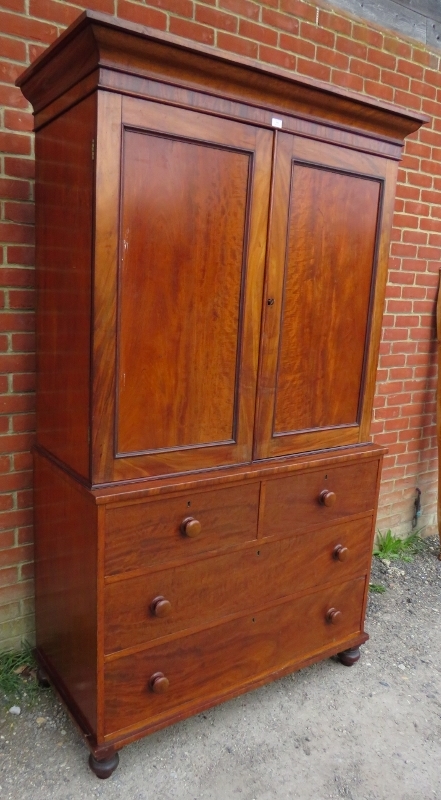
[0,642,40,702]
[373,529,426,562]
[369,583,386,594]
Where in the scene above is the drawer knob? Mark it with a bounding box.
[150,596,172,618]
[181,517,202,537]
[319,490,336,507]
[326,608,342,625]
[333,545,349,562]
[149,672,169,694]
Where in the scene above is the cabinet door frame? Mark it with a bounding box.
[253,133,398,461]
[92,91,273,484]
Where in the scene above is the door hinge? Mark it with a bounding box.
[91,139,95,161]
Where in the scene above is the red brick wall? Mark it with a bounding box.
[0,0,439,648]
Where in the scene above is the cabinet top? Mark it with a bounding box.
[17,9,427,141]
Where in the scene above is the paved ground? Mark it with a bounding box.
[1,537,441,800]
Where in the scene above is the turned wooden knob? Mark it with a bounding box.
[333,544,349,562]
[149,672,169,694]
[150,596,172,618]
[326,608,342,625]
[319,490,336,507]
[181,517,202,537]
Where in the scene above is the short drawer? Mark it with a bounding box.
[104,516,373,653]
[260,458,379,538]
[105,482,260,575]
[104,576,365,735]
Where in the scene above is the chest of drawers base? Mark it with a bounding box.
[33,443,382,765]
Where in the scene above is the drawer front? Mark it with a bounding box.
[105,516,372,653]
[104,576,365,735]
[105,482,260,575]
[260,458,379,537]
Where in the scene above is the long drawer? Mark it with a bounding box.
[104,516,373,653]
[104,576,365,735]
[260,458,379,538]
[105,482,260,575]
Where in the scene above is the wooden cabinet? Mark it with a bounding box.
[17,11,426,777]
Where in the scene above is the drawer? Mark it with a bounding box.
[104,576,365,735]
[260,458,379,538]
[104,516,373,653]
[105,482,260,575]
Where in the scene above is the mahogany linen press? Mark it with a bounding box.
[16,11,426,777]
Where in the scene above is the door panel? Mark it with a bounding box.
[92,96,272,483]
[254,134,386,460]
[118,131,249,455]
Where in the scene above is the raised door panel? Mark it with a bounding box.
[254,135,392,459]
[93,94,272,483]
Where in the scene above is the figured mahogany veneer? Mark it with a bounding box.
[22,11,426,775]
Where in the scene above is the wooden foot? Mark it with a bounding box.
[88,751,119,779]
[337,647,361,667]
[36,666,50,688]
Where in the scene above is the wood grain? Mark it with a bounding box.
[105,482,260,575]
[104,577,365,735]
[104,516,373,653]
[34,450,98,734]
[35,94,95,479]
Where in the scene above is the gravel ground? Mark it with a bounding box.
[1,536,441,800]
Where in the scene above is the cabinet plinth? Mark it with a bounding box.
[18,10,426,775]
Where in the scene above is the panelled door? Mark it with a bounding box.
[253,132,394,460]
[93,94,273,483]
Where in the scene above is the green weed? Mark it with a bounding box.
[0,641,40,702]
[373,529,426,562]
[369,583,386,594]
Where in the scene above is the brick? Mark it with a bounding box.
[169,16,214,44]
[217,31,257,58]
[279,33,314,59]
[318,9,351,37]
[12,373,35,393]
[1,0,26,9]
[407,173,432,188]
[402,230,427,245]
[0,10,58,43]
[17,489,33,508]
[331,70,363,93]
[3,110,33,133]
[117,0,167,31]
[219,0,259,21]
[0,35,27,62]
[196,6,237,33]
[412,47,438,68]
[0,471,32,492]
[0,223,34,245]
[28,0,80,26]
[0,84,28,109]
[0,567,18,588]
[418,246,441,259]
[279,0,316,22]
[363,80,393,103]
[4,203,35,225]
[315,47,348,71]
[0,178,30,202]
[0,268,34,288]
[352,22,382,48]
[381,69,409,91]
[394,90,422,111]
[300,21,334,47]
[12,412,35,433]
[367,48,396,70]
[350,59,380,82]
[239,19,277,46]
[297,58,330,82]
[4,158,35,181]
[392,213,419,229]
[383,35,411,59]
[8,289,35,310]
[11,332,35,351]
[20,562,34,580]
[410,79,436,101]
[0,60,26,85]
[396,59,424,80]
[6,246,35,266]
[262,8,300,34]
[335,35,366,60]
[146,0,194,12]
[390,244,416,258]
[0,132,32,156]
[0,430,34,454]
[260,45,296,71]
[17,525,33,544]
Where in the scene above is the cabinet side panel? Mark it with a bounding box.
[35,94,96,479]
[34,451,98,734]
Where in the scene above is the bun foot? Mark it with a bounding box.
[36,666,50,688]
[337,647,361,667]
[89,751,119,779]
